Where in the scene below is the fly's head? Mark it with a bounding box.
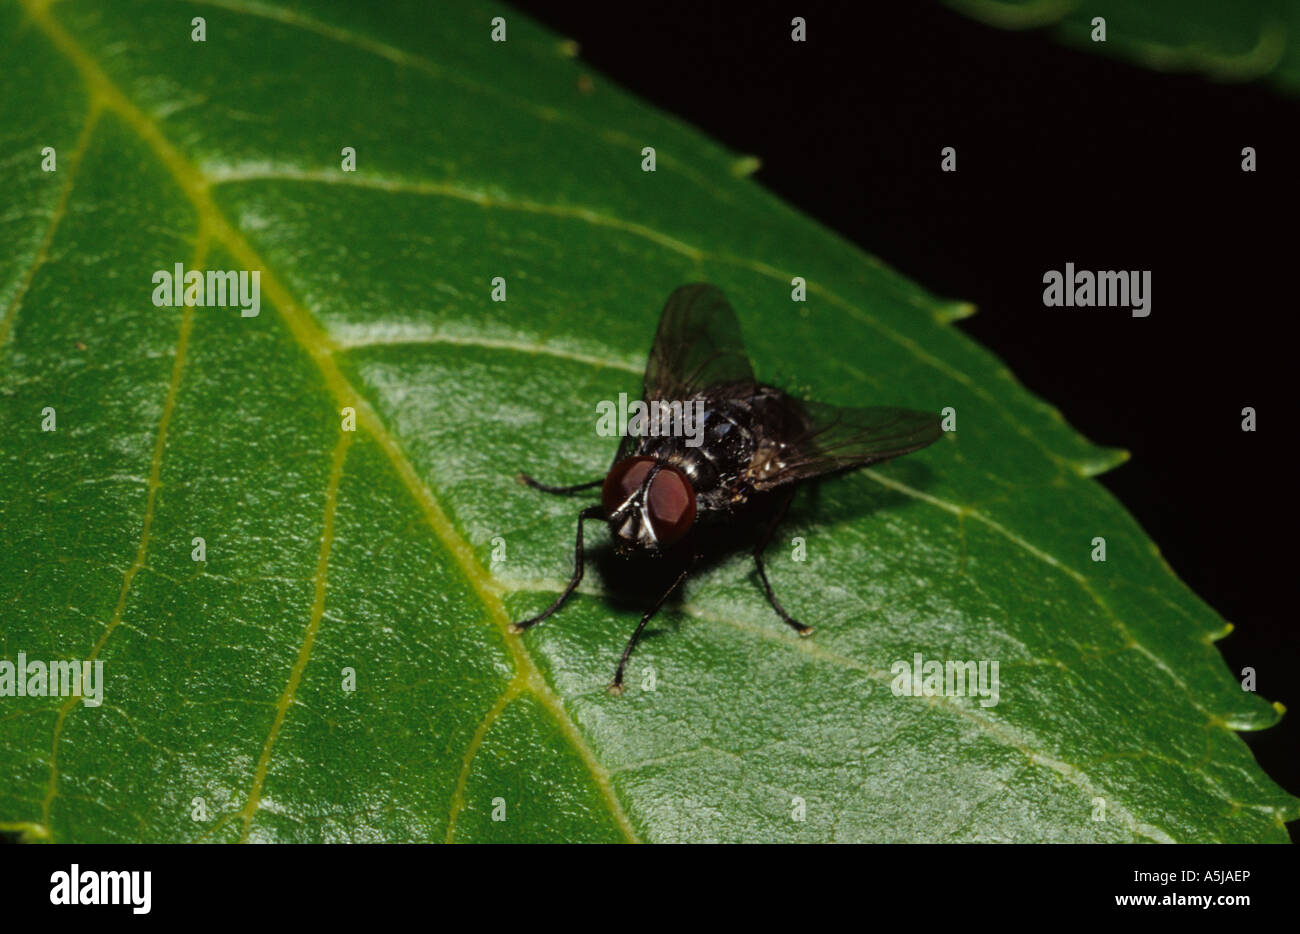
[601,456,697,556]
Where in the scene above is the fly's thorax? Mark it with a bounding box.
[645,442,721,493]
[635,394,762,494]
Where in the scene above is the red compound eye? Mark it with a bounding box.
[646,466,696,545]
[602,456,655,515]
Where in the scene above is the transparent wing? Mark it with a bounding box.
[748,398,943,490]
[643,283,755,403]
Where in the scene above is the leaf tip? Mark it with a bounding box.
[1219,696,1287,731]
[1203,621,1235,646]
[1072,446,1130,477]
[0,821,51,843]
[943,0,1072,31]
[934,301,978,324]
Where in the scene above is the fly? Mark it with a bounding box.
[512,283,943,693]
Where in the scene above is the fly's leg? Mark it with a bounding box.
[609,563,692,695]
[518,474,603,495]
[509,504,605,632]
[755,552,812,636]
[753,488,814,636]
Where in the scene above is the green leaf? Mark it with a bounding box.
[1,0,1294,844]
[942,0,1300,95]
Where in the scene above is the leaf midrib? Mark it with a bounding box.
[18,0,638,843]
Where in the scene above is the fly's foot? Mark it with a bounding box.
[796,623,814,637]
[607,681,625,696]
[508,622,525,634]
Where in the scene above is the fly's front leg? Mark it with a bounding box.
[753,488,813,636]
[518,474,603,495]
[510,504,605,632]
[609,562,692,695]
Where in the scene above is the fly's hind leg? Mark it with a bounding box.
[510,504,605,632]
[518,474,603,495]
[753,488,814,637]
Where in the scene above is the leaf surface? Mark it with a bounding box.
[1,0,1294,842]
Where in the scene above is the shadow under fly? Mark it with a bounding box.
[512,283,943,694]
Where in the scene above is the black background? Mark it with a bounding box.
[515,0,1299,834]
[2,842,1294,917]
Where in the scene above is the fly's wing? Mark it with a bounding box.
[617,283,758,463]
[748,396,943,491]
[643,283,755,402]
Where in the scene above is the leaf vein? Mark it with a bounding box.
[0,102,101,353]
[205,167,1090,477]
[181,0,737,202]
[38,227,204,838]
[444,681,520,843]
[235,430,351,842]
[21,0,639,843]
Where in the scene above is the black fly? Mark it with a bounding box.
[512,284,943,693]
